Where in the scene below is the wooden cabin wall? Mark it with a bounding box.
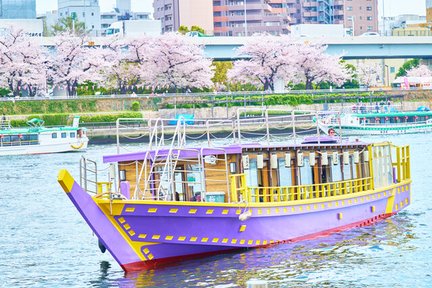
[204,154,236,195]
[118,161,153,199]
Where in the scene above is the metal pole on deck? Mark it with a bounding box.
[116,119,120,154]
[316,112,320,144]
[206,120,211,146]
[292,111,296,144]
[265,109,270,144]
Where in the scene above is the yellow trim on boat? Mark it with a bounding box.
[57,169,74,193]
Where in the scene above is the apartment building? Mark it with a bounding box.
[213,0,290,36]
[153,0,290,36]
[287,0,378,36]
[153,0,214,34]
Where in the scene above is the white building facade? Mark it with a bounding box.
[57,0,101,36]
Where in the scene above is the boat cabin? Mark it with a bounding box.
[99,140,408,204]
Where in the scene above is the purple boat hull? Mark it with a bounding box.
[58,169,411,272]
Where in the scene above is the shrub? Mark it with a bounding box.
[131,101,141,111]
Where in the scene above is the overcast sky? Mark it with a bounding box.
[36,0,426,16]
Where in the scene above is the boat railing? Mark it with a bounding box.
[0,120,11,130]
[80,156,98,194]
[330,103,403,114]
[115,108,328,154]
[230,175,373,204]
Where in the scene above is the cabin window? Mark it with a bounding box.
[11,135,20,146]
[61,132,67,138]
[70,132,76,138]
[29,134,38,145]
[298,158,313,185]
[229,162,237,173]
[331,155,342,182]
[1,135,11,145]
[372,146,393,188]
[52,133,58,139]
[119,170,126,181]
[343,156,352,180]
[186,164,202,198]
[244,159,258,187]
[277,158,292,186]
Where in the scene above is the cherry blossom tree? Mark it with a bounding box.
[46,32,101,96]
[88,37,138,94]
[144,33,214,91]
[228,34,295,91]
[0,28,47,96]
[406,64,432,78]
[228,35,350,91]
[356,62,382,88]
[291,42,351,90]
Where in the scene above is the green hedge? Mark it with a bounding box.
[159,92,388,109]
[79,112,142,123]
[11,112,142,127]
[0,99,98,115]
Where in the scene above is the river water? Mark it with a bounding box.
[1,134,431,288]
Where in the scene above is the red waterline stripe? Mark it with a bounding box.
[121,212,397,272]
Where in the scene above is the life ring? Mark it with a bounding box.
[71,142,84,149]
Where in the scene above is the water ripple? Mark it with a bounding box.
[1,135,432,287]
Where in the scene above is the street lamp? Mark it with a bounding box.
[244,0,248,36]
[384,64,390,87]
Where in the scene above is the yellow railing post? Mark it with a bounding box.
[230,175,238,203]
[406,146,411,180]
[396,146,401,182]
[368,145,375,191]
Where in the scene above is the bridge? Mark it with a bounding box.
[190,36,432,60]
[39,36,432,61]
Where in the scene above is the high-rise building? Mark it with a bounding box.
[58,0,101,36]
[0,0,36,19]
[287,0,379,36]
[153,0,214,34]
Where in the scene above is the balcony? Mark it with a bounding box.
[213,6,229,12]
[226,3,272,12]
[214,16,229,22]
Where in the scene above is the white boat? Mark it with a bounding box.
[318,108,432,136]
[0,116,88,156]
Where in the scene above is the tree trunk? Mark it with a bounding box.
[305,78,313,90]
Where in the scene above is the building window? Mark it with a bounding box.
[61,132,67,138]
[52,133,58,139]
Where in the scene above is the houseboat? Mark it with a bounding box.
[58,111,411,272]
[318,107,432,136]
[0,116,88,156]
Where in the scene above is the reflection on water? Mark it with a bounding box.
[1,135,432,287]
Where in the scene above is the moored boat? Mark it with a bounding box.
[0,116,88,155]
[318,105,432,136]
[58,111,411,272]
